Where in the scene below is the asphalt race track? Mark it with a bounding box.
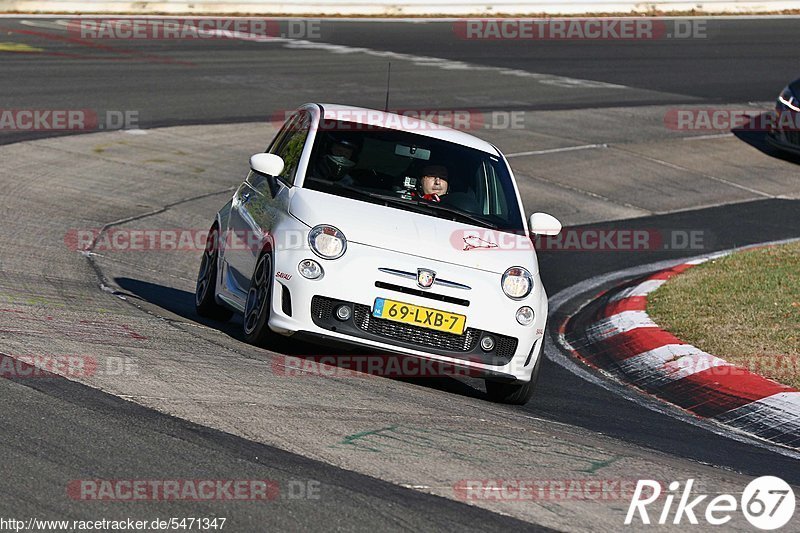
[1,16,799,532]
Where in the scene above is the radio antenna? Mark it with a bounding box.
[384,62,391,112]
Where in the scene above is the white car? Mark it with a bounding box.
[195,103,561,404]
[767,77,800,155]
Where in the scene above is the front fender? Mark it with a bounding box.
[215,199,234,255]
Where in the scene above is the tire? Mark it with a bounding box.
[195,225,233,322]
[485,341,544,405]
[243,251,279,346]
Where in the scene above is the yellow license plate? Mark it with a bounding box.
[373,298,466,335]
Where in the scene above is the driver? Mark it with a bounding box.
[416,163,449,202]
[315,136,360,182]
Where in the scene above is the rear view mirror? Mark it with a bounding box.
[395,145,431,160]
[529,212,562,236]
[250,153,285,177]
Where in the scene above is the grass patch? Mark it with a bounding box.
[648,242,800,389]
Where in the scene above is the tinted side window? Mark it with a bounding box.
[267,113,298,154]
[484,162,509,216]
[273,112,310,185]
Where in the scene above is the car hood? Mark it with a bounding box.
[288,188,538,274]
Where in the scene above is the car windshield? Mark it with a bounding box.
[303,119,524,231]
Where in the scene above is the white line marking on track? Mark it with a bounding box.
[19,19,70,30]
[506,143,608,158]
[195,27,630,90]
[612,146,775,198]
[682,133,735,141]
[516,171,651,213]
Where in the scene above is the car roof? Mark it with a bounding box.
[316,103,501,156]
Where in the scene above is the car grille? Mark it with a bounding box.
[311,295,336,322]
[493,335,519,361]
[311,296,518,360]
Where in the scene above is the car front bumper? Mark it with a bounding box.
[266,241,547,381]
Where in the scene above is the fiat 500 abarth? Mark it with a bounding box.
[195,103,561,404]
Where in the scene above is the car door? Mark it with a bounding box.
[223,111,311,301]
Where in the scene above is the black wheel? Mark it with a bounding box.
[485,341,544,405]
[195,225,233,322]
[243,251,279,346]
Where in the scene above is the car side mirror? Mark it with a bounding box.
[250,153,285,177]
[529,212,562,236]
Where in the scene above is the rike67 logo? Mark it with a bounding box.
[626,476,795,530]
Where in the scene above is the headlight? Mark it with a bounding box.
[308,225,346,259]
[778,86,800,112]
[502,267,533,299]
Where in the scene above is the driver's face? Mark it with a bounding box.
[330,143,354,160]
[421,165,449,195]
